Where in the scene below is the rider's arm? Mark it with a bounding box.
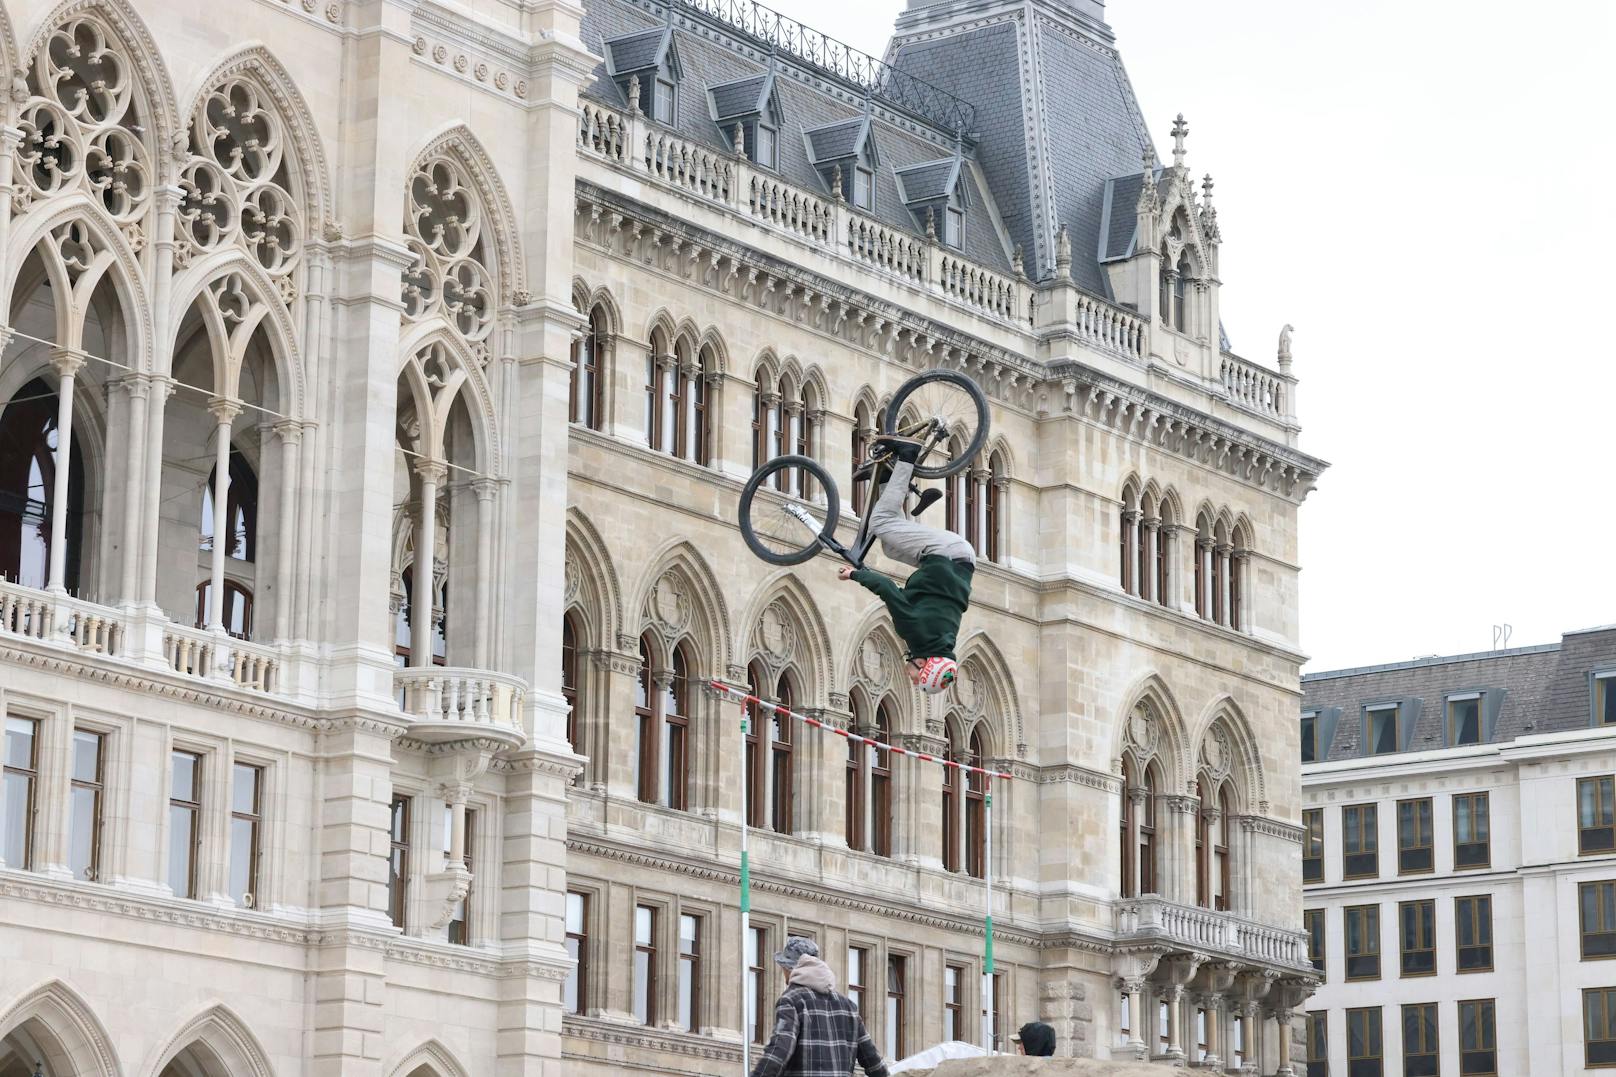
[850,568,906,610]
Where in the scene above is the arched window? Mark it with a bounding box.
[394,566,446,666]
[1215,786,1232,911]
[984,452,1005,563]
[562,612,582,753]
[751,371,779,473]
[771,672,795,833]
[200,449,258,561]
[636,636,692,809]
[1212,521,1229,626]
[195,579,253,639]
[847,692,867,850]
[744,660,767,828]
[570,307,606,430]
[0,377,85,591]
[871,700,894,857]
[646,328,670,452]
[686,345,713,465]
[665,645,691,810]
[943,727,961,872]
[1120,757,1136,897]
[636,636,657,803]
[1194,511,1215,620]
[1139,765,1158,894]
[1119,485,1141,597]
[1196,778,1233,911]
[1137,492,1154,598]
[1158,245,1172,325]
[851,400,874,516]
[1155,501,1173,608]
[1174,253,1191,332]
[965,728,986,879]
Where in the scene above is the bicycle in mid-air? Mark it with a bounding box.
[737,368,989,569]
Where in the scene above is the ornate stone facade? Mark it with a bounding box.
[0,0,1322,1074]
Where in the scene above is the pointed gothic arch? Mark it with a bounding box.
[838,602,918,728]
[405,124,525,306]
[0,980,121,1077]
[386,1040,470,1077]
[396,322,500,475]
[1113,672,1190,790]
[629,538,731,674]
[145,1004,272,1077]
[0,4,19,88]
[1190,695,1268,814]
[950,630,1023,758]
[735,570,834,707]
[564,507,623,649]
[168,252,304,416]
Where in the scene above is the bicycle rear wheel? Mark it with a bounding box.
[738,455,842,566]
[883,368,990,479]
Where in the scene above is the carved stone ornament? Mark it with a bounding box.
[951,667,985,718]
[648,573,691,636]
[1126,703,1157,754]
[755,601,795,666]
[1202,725,1231,779]
[563,553,580,605]
[856,634,893,691]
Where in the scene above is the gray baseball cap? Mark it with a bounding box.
[772,936,819,970]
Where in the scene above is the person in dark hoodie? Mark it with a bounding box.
[839,435,973,696]
[750,937,890,1077]
[1012,1020,1056,1056]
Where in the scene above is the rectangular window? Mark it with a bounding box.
[886,954,907,1058]
[3,717,40,870]
[653,79,674,124]
[1305,908,1326,974]
[168,750,203,898]
[1582,881,1616,959]
[1450,694,1482,745]
[848,944,868,1018]
[1399,899,1436,977]
[1347,1006,1383,1077]
[1343,803,1379,879]
[990,971,1003,1052]
[854,167,873,209]
[564,891,588,1014]
[678,913,702,1032]
[748,926,769,1043]
[1119,989,1130,1046]
[1345,903,1381,981]
[1598,673,1616,727]
[1586,987,1616,1067]
[1303,808,1325,883]
[1459,999,1496,1075]
[1397,798,1434,874]
[68,729,105,882]
[442,805,475,945]
[633,904,658,1025]
[755,124,777,169]
[1583,777,1616,854]
[1306,1011,1328,1077]
[1301,713,1317,764]
[228,763,263,907]
[1402,1002,1439,1077]
[945,206,963,248]
[1456,894,1494,972]
[387,794,410,928]
[1454,792,1491,868]
[1367,705,1400,755]
[944,964,964,1043]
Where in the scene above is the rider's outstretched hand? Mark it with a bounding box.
[838,566,856,582]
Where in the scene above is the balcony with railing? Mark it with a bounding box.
[1114,895,1311,971]
[396,667,528,748]
[1218,350,1293,424]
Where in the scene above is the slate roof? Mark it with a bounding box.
[1300,626,1616,763]
[709,73,771,121]
[603,26,670,74]
[894,159,958,204]
[803,117,865,164]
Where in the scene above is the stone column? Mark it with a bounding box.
[112,374,150,606]
[1216,542,1233,627]
[1163,984,1184,1060]
[472,478,498,667]
[139,185,184,608]
[204,399,242,631]
[409,460,445,668]
[1160,523,1183,611]
[45,350,85,595]
[1163,794,1199,905]
[1121,509,1139,595]
[1271,1007,1294,1076]
[1233,549,1252,634]
[1122,978,1147,1059]
[0,126,21,282]
[1200,993,1221,1068]
[1141,516,1160,603]
[593,647,642,797]
[1125,787,1146,895]
[1196,535,1213,617]
[271,421,302,641]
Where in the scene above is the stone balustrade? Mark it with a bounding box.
[1219,351,1290,421]
[1115,895,1309,970]
[576,96,1031,327]
[0,580,125,656]
[1074,292,1147,361]
[396,666,528,745]
[162,624,279,695]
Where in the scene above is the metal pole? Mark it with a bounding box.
[740,696,751,1077]
[982,789,994,1054]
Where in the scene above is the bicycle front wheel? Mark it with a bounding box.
[738,455,842,566]
[883,368,990,478]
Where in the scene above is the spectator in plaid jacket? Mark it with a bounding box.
[750,937,890,1077]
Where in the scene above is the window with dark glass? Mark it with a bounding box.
[871,703,893,857]
[3,717,40,870]
[1303,807,1324,883]
[678,913,702,1032]
[1586,987,1616,1067]
[1343,803,1378,878]
[68,729,104,881]
[635,637,693,810]
[1399,899,1436,976]
[1397,798,1434,874]
[886,955,907,1058]
[169,750,203,899]
[1138,767,1160,894]
[1454,792,1491,868]
[1456,894,1493,971]
[1597,674,1616,727]
[944,964,964,1042]
[1582,881,1616,959]
[1402,1002,1439,1077]
[570,308,606,430]
[562,612,581,754]
[1345,903,1381,980]
[194,578,254,639]
[1301,713,1317,763]
[990,972,1003,1052]
[1449,694,1482,745]
[0,377,86,591]
[1305,908,1326,974]
[633,904,658,1025]
[564,891,588,1014]
[747,925,768,1043]
[1585,777,1616,854]
[1347,1006,1383,1077]
[846,703,865,852]
[1305,1011,1328,1077]
[770,674,794,833]
[1120,758,1136,897]
[1366,705,1400,755]
[200,449,257,561]
[847,944,868,1018]
[966,733,987,879]
[387,794,410,928]
[228,763,263,907]
[1458,999,1496,1076]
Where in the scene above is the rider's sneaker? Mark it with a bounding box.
[873,434,922,464]
[912,488,943,517]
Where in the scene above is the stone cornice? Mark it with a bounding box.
[564,1015,743,1063]
[1035,762,1123,792]
[1239,815,1305,844]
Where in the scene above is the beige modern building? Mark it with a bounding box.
[1300,626,1616,1077]
[0,0,1325,1072]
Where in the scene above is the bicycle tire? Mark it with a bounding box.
[882,368,991,479]
[738,455,842,566]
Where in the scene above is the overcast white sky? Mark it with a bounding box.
[760,0,1615,671]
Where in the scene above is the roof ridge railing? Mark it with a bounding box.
[672,0,976,136]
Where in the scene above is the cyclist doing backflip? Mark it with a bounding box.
[838,435,973,695]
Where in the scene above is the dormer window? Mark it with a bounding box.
[603,26,682,126]
[805,114,879,211]
[709,71,783,170]
[895,156,969,249]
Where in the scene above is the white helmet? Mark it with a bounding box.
[915,656,958,695]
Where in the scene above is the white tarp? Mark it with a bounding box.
[888,1041,990,1073]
